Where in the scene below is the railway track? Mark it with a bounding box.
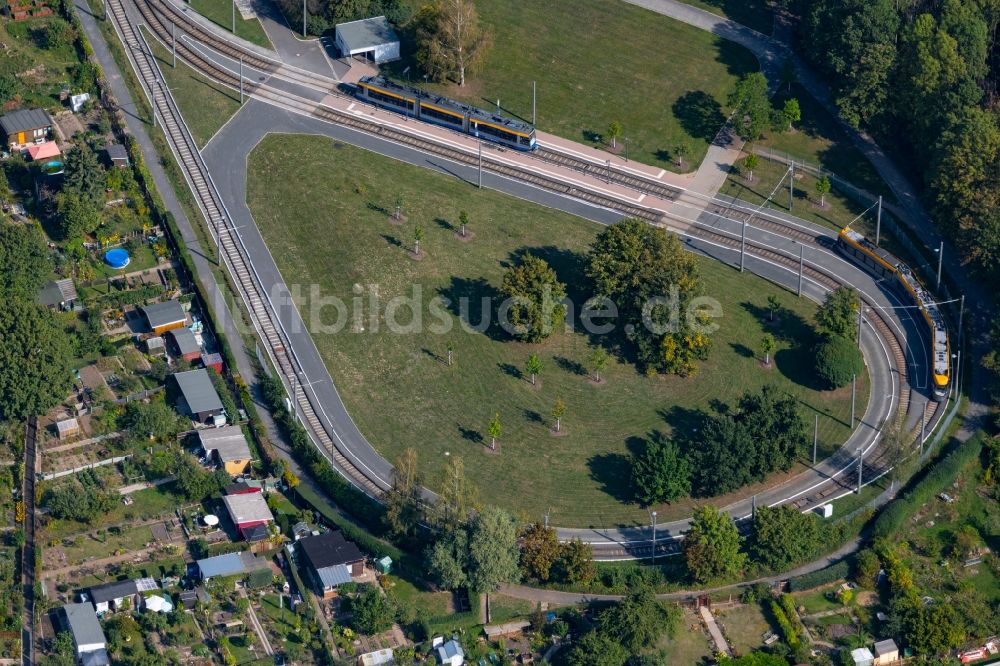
[117,0,944,549]
[109,0,385,498]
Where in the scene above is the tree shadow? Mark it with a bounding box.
[498,362,522,381]
[433,216,454,232]
[672,91,725,143]
[730,342,754,359]
[367,201,390,216]
[523,409,543,425]
[707,398,729,415]
[774,347,824,391]
[714,37,760,77]
[582,130,602,143]
[438,276,503,340]
[586,452,634,505]
[554,356,587,376]
[380,234,402,249]
[740,300,815,345]
[457,425,483,444]
[657,405,711,451]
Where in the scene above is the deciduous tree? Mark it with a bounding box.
[384,448,423,540]
[349,584,396,634]
[586,219,705,375]
[631,432,691,505]
[750,505,822,570]
[519,522,561,582]
[525,353,543,385]
[599,585,681,653]
[415,0,491,87]
[499,255,567,342]
[761,333,776,366]
[816,286,860,340]
[815,335,864,389]
[728,72,771,140]
[467,505,520,592]
[683,505,745,583]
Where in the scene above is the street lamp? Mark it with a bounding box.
[650,510,657,566]
[934,242,943,291]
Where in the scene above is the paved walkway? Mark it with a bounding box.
[252,0,342,79]
[700,605,733,657]
[239,588,274,656]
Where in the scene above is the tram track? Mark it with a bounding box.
[114,0,943,553]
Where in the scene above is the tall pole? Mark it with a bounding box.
[606,159,611,184]
[751,494,757,519]
[531,80,536,126]
[936,241,944,291]
[789,161,794,211]
[478,138,483,188]
[919,400,926,454]
[739,216,747,272]
[857,306,864,346]
[958,294,965,341]
[302,0,306,38]
[239,57,244,105]
[624,138,629,162]
[152,91,156,130]
[955,350,962,400]
[797,244,804,297]
[851,374,857,425]
[650,511,657,566]
[231,0,235,34]
[812,414,818,465]
[857,446,863,493]
[171,22,176,68]
[875,196,882,246]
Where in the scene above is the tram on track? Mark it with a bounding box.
[837,227,950,401]
[354,76,537,151]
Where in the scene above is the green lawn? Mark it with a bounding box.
[756,84,895,201]
[682,0,774,34]
[185,0,271,48]
[792,588,841,615]
[391,0,758,171]
[247,135,868,527]
[716,603,773,656]
[721,157,905,250]
[489,594,533,624]
[143,26,241,147]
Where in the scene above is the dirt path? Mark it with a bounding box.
[240,588,274,656]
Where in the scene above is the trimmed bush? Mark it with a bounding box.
[787,559,851,591]
[815,335,864,389]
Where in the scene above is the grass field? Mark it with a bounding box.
[391,0,758,171]
[247,135,868,527]
[721,157,895,244]
[756,84,894,200]
[716,603,773,655]
[185,0,271,48]
[143,26,241,147]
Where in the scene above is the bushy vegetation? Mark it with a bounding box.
[872,434,985,540]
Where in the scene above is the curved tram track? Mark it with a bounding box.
[114,0,944,558]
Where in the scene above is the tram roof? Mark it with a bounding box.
[358,76,534,134]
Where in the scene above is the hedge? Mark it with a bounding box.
[769,598,800,650]
[871,434,984,540]
[786,559,851,592]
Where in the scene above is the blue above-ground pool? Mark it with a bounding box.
[43,160,64,175]
[104,248,130,269]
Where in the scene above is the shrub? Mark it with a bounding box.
[871,435,985,540]
[786,559,851,591]
[814,335,864,389]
